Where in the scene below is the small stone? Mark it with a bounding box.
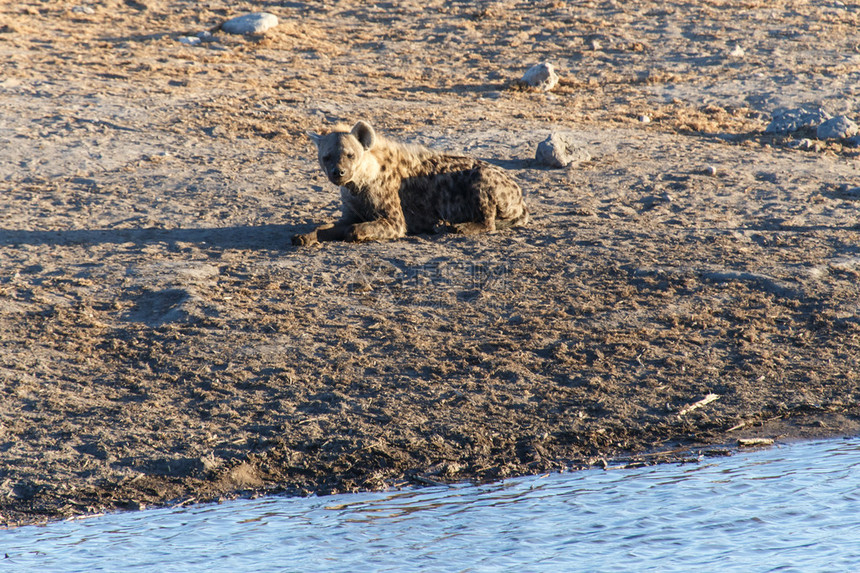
[200,454,223,472]
[71,5,95,14]
[588,39,602,50]
[196,30,217,43]
[788,138,815,150]
[203,125,228,137]
[816,115,859,140]
[520,62,559,92]
[536,132,591,168]
[178,36,201,46]
[765,106,831,134]
[221,12,279,35]
[705,165,718,176]
[638,115,651,123]
[727,44,745,58]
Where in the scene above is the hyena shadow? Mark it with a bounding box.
[0,224,300,251]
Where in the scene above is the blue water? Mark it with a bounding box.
[2,437,860,572]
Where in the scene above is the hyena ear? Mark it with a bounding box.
[350,121,376,151]
[306,131,322,149]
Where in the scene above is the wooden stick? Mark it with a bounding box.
[678,393,720,416]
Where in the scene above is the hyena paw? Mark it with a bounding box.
[292,232,318,246]
[449,221,493,235]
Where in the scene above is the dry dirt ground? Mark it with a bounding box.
[2,0,860,526]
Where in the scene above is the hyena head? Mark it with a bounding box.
[307,121,377,186]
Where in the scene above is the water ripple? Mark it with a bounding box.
[2,437,860,572]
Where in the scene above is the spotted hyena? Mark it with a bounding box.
[292,121,529,245]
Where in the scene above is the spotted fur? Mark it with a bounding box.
[293,121,529,245]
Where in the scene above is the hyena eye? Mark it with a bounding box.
[345,152,355,159]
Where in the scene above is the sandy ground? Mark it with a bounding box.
[1,0,860,526]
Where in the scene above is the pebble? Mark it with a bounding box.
[203,125,228,137]
[196,30,217,43]
[221,12,279,35]
[638,115,651,123]
[535,132,591,168]
[520,62,559,92]
[705,165,718,176]
[71,5,95,14]
[727,44,745,58]
[788,138,816,150]
[836,184,860,197]
[765,106,831,134]
[178,36,201,46]
[816,115,859,140]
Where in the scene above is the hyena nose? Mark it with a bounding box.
[337,168,346,178]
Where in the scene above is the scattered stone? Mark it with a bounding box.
[71,5,95,14]
[816,115,859,140]
[200,453,223,473]
[221,12,279,35]
[588,38,602,50]
[704,165,718,176]
[787,138,817,150]
[520,62,559,92]
[765,106,831,134]
[178,36,201,46]
[638,114,651,123]
[727,44,745,58]
[535,132,591,168]
[836,185,860,197]
[196,30,218,43]
[203,125,228,137]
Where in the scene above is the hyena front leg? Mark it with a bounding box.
[345,217,407,242]
[292,222,354,246]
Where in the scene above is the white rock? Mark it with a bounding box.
[520,62,559,92]
[535,132,590,168]
[196,30,217,43]
[638,115,651,123]
[765,106,831,134]
[178,36,201,46]
[816,115,859,140]
[727,44,745,58]
[788,138,815,150]
[221,12,279,35]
